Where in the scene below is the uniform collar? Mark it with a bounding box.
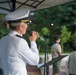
[9,30,22,37]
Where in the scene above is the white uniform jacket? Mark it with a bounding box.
[0,31,39,75]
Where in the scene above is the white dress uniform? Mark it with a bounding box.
[0,9,39,75]
[0,31,39,75]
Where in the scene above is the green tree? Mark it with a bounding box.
[0,14,9,38]
[71,31,76,43]
[0,23,9,38]
[60,26,71,51]
[42,27,49,35]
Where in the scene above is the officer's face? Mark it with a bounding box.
[20,23,28,34]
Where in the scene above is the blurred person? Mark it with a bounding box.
[0,29,3,75]
[0,51,3,75]
[68,44,76,75]
[0,9,39,75]
[51,35,62,75]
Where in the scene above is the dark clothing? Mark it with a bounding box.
[0,69,3,75]
[52,58,60,74]
[69,74,76,75]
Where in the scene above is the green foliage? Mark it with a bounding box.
[60,25,71,51]
[42,27,49,35]
[61,25,71,44]
[0,24,10,39]
[71,31,76,43]
[0,14,9,38]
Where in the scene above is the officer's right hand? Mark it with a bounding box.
[29,31,39,42]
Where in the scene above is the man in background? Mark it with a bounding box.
[68,44,76,75]
[51,35,62,75]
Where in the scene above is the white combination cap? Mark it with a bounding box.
[5,9,30,23]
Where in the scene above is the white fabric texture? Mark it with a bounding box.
[0,31,39,75]
[5,9,30,21]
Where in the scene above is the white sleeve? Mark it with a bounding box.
[18,39,39,65]
[0,59,2,69]
[30,41,39,53]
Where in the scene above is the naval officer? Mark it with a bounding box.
[0,8,39,75]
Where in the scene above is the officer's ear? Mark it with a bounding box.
[5,21,10,28]
[18,24,23,30]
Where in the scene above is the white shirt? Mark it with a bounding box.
[0,31,39,75]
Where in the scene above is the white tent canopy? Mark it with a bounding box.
[0,0,75,14]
